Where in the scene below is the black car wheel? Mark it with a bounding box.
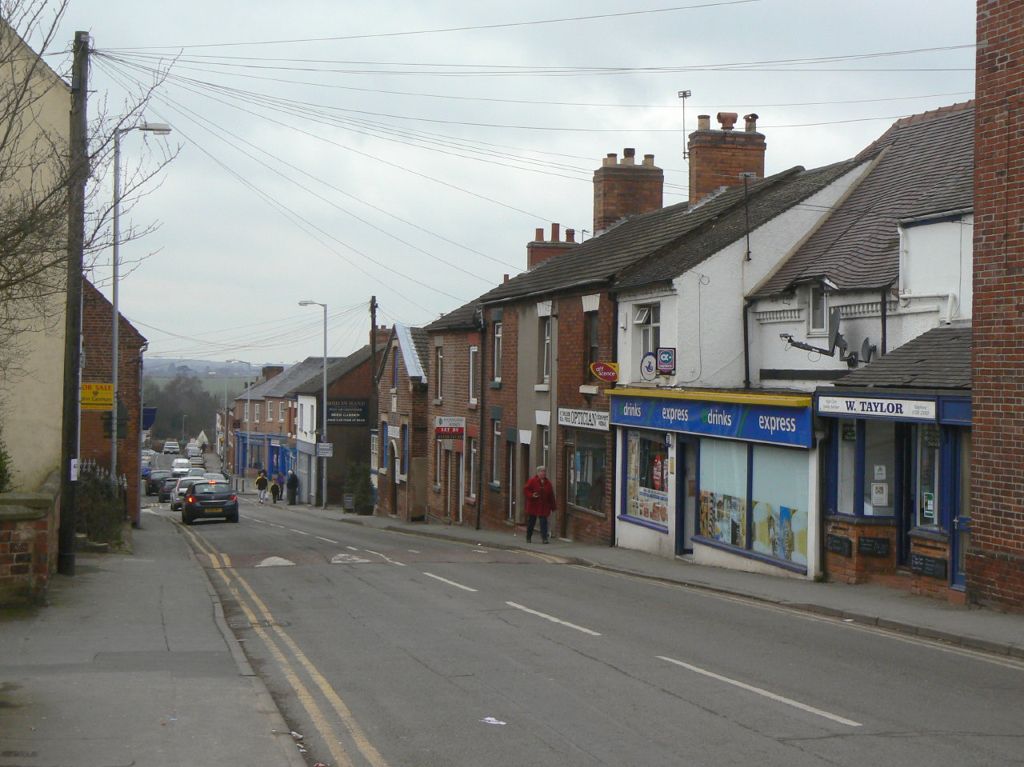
[181,511,192,525]
[227,510,239,523]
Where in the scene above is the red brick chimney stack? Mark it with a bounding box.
[592,147,664,236]
[687,111,766,204]
[527,223,581,270]
[261,365,284,380]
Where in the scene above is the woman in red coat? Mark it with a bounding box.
[524,466,556,543]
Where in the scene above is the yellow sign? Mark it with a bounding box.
[81,383,114,410]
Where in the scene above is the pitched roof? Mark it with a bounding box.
[291,344,383,395]
[390,324,428,382]
[833,325,971,390]
[755,102,974,297]
[261,357,339,398]
[613,160,860,291]
[424,296,482,333]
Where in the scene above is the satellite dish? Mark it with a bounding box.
[827,307,843,354]
[860,338,876,364]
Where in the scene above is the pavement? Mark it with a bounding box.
[1,495,1021,767]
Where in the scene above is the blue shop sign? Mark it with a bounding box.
[611,395,812,448]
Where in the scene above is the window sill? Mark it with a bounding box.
[908,526,948,542]
[534,383,550,393]
[617,514,668,534]
[568,502,605,519]
[432,483,441,494]
[488,481,502,493]
[578,385,600,396]
[691,535,808,575]
[468,401,478,410]
[489,381,502,390]
[825,513,897,526]
[465,496,477,507]
[433,398,443,406]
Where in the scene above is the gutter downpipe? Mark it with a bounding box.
[880,286,888,355]
[609,293,618,548]
[742,298,753,389]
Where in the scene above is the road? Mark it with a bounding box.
[149,481,1024,767]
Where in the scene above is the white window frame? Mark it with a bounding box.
[491,419,501,485]
[809,284,828,335]
[467,437,478,499]
[540,317,552,384]
[278,402,285,422]
[434,439,442,485]
[468,345,479,405]
[539,425,550,471]
[435,346,444,401]
[493,322,503,382]
[244,400,250,423]
[254,402,261,424]
[635,303,661,357]
[298,403,303,431]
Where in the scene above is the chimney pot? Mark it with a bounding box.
[697,114,711,131]
[744,113,759,132]
[551,222,560,241]
[717,112,738,130]
[622,147,636,165]
[565,228,575,243]
[503,273,510,283]
[643,153,655,167]
[534,227,544,242]
[604,152,617,166]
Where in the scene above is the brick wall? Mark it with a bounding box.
[0,482,60,606]
[553,292,615,544]
[593,149,663,233]
[375,332,428,521]
[425,329,483,524]
[324,354,374,502]
[969,0,1024,610]
[479,307,519,530]
[688,113,766,204]
[80,282,145,527]
[527,224,579,269]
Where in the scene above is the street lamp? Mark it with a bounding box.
[299,300,328,509]
[111,122,171,482]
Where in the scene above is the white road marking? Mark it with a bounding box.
[365,549,407,567]
[656,656,862,727]
[346,546,360,551]
[505,602,601,637]
[290,528,312,536]
[471,549,489,554]
[270,523,286,529]
[422,572,478,592]
[256,556,296,568]
[249,517,268,524]
[316,536,339,544]
[331,553,371,565]
[407,549,421,554]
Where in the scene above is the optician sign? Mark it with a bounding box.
[610,394,812,448]
[557,407,610,431]
[817,395,936,421]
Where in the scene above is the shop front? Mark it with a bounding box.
[816,389,972,601]
[557,408,611,541]
[609,389,818,577]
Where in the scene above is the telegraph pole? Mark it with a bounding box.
[58,31,90,576]
[369,294,378,424]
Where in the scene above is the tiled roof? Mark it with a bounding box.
[755,102,974,297]
[614,160,859,291]
[291,344,385,395]
[833,325,971,390]
[424,296,482,333]
[410,327,430,379]
[262,358,340,398]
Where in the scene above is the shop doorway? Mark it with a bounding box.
[951,431,971,589]
[674,442,689,556]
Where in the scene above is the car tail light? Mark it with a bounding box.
[229,495,237,502]
[186,496,195,504]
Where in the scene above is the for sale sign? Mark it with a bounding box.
[434,416,465,437]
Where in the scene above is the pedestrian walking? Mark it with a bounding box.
[286,470,299,505]
[255,470,268,504]
[270,474,281,504]
[524,466,555,543]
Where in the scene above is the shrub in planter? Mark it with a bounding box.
[345,463,374,515]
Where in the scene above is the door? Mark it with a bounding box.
[951,430,971,588]
[506,442,516,522]
[444,450,452,520]
[457,452,465,523]
[520,444,531,526]
[389,442,399,516]
[562,443,573,539]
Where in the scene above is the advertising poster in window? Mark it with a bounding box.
[751,446,808,565]
[626,431,669,527]
[698,439,748,547]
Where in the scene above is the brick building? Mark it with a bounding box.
[969,0,1024,609]
[375,324,429,521]
[423,302,484,525]
[80,280,147,527]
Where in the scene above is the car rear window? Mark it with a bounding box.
[193,481,230,495]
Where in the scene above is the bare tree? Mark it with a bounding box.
[0,0,176,387]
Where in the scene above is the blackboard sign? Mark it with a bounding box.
[857,536,891,557]
[327,399,369,425]
[827,534,852,557]
[910,552,948,580]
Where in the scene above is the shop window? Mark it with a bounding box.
[836,420,857,514]
[956,431,971,578]
[699,439,748,548]
[916,424,940,527]
[568,432,607,513]
[625,430,669,527]
[751,446,808,565]
[862,420,895,516]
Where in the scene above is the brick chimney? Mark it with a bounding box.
[261,365,284,380]
[527,223,580,269]
[593,147,663,235]
[687,112,766,204]
[373,324,391,347]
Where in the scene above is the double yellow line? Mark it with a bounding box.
[179,522,390,767]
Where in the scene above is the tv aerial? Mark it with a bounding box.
[779,307,876,368]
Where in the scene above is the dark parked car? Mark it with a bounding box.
[171,476,206,511]
[147,469,173,496]
[158,476,179,503]
[181,480,239,525]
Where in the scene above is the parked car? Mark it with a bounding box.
[147,469,173,496]
[141,448,156,460]
[181,479,239,525]
[171,476,205,511]
[204,471,230,481]
[158,476,178,503]
[163,440,180,454]
[187,467,206,477]
[189,454,205,467]
[171,457,191,477]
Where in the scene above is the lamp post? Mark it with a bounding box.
[299,300,328,509]
[111,122,171,482]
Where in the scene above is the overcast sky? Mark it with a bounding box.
[44,0,975,367]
